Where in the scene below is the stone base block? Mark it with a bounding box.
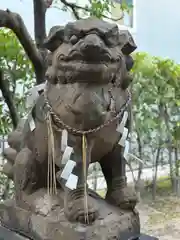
[0,188,140,240]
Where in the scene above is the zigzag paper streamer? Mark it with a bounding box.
[65,173,78,190]
[26,83,45,109]
[118,127,128,147]
[28,113,36,132]
[61,146,74,164]
[61,160,76,180]
[116,111,128,133]
[123,140,130,161]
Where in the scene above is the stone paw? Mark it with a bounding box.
[106,186,138,210]
[65,197,99,224]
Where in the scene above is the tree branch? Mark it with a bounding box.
[59,0,124,21]
[60,0,80,19]
[45,0,53,8]
[0,9,44,84]
[33,0,47,48]
[0,69,19,128]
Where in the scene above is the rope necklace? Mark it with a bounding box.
[44,86,131,136]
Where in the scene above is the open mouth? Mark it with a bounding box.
[58,51,120,65]
[57,54,120,73]
[56,60,119,84]
[58,61,118,73]
[55,52,120,83]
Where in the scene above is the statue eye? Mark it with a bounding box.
[70,35,78,44]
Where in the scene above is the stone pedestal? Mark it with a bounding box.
[0,226,159,240]
[138,234,159,240]
[0,188,140,240]
[0,225,28,240]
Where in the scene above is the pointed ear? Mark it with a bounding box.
[125,55,134,71]
[120,55,134,90]
[43,26,64,52]
[119,30,137,55]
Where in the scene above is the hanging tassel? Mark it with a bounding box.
[82,134,89,224]
[46,111,57,195]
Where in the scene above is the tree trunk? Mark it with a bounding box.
[152,145,161,200]
[161,104,174,190]
[33,0,47,84]
[175,147,179,177]
[168,143,174,189]
[0,70,19,128]
[135,131,143,199]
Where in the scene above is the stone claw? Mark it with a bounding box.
[7,131,23,151]
[2,127,24,179]
[106,186,138,210]
[3,147,17,163]
[2,161,14,180]
[65,197,99,224]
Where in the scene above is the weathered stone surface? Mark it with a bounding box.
[1,17,140,239]
[0,225,28,240]
[138,234,159,240]
[0,189,140,240]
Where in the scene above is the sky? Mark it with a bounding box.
[0,0,74,37]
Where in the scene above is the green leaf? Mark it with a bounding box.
[0,29,34,134]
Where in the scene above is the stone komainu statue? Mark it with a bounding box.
[1,17,140,240]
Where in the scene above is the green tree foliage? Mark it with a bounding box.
[53,0,131,20]
[131,52,180,197]
[0,29,34,134]
[132,52,180,148]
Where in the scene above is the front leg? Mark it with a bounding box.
[13,147,38,211]
[100,144,137,210]
[59,143,99,224]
